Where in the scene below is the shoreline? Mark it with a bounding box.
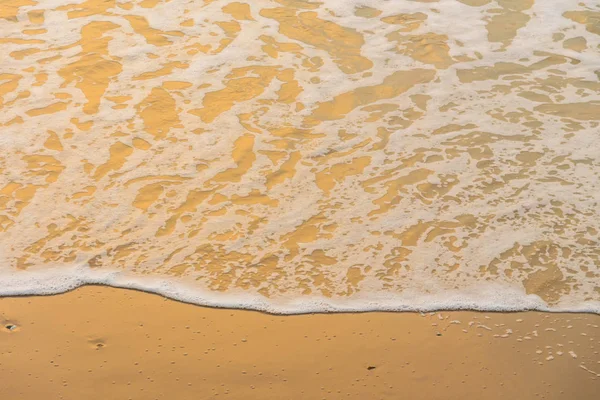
[1,286,598,399]
[2,282,600,317]
[2,267,599,315]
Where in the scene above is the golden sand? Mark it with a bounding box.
[1,286,598,399]
[1,1,600,397]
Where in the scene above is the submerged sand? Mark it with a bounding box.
[3,0,600,310]
[0,286,598,399]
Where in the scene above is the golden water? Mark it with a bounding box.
[1,0,599,311]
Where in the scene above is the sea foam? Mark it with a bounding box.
[1,0,600,313]
[2,266,599,314]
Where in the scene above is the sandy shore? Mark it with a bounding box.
[0,286,598,399]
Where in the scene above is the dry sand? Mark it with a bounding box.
[0,286,598,399]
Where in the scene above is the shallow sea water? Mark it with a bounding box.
[1,0,600,313]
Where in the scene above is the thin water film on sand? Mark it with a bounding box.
[1,0,600,312]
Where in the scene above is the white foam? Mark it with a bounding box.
[2,0,600,314]
[2,265,599,314]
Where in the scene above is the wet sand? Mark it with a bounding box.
[0,286,598,399]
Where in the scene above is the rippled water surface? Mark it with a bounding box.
[1,0,600,311]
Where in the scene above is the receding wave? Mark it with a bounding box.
[1,0,600,313]
[0,266,575,314]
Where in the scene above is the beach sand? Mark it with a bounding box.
[0,286,598,399]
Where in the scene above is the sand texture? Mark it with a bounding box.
[1,286,599,399]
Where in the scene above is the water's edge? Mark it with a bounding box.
[2,266,599,315]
